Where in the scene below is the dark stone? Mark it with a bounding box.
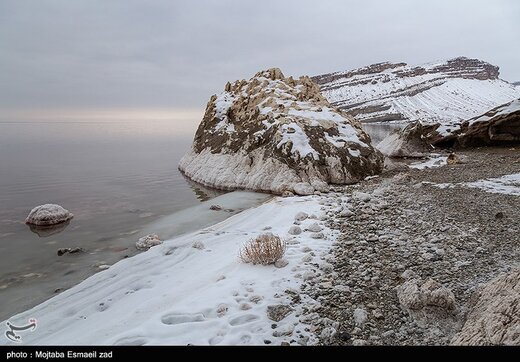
[336,331,352,341]
[57,247,85,256]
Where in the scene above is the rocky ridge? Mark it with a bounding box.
[312,57,520,136]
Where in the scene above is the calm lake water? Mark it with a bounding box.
[0,119,228,320]
[0,118,400,321]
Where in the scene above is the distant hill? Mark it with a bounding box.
[312,57,520,136]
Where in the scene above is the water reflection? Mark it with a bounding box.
[27,220,71,238]
[182,175,226,202]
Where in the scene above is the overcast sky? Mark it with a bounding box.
[0,0,519,114]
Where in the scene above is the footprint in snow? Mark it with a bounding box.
[240,334,252,344]
[114,336,149,346]
[97,302,109,312]
[228,314,259,326]
[209,336,224,345]
[209,329,228,345]
[161,312,205,325]
[163,247,176,256]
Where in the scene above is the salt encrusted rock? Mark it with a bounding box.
[306,222,323,232]
[352,192,371,202]
[179,68,383,195]
[293,182,315,196]
[25,204,73,226]
[310,232,325,239]
[451,268,520,345]
[376,121,438,158]
[397,278,456,312]
[216,304,228,317]
[396,277,459,331]
[136,234,163,251]
[288,226,302,235]
[353,308,368,327]
[294,212,308,221]
[192,241,205,250]
[274,259,289,268]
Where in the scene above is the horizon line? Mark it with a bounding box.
[0,107,205,122]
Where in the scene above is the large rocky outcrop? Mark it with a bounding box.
[451,268,520,346]
[457,99,520,147]
[179,68,383,195]
[313,57,520,138]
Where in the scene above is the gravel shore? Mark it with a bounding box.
[304,147,519,345]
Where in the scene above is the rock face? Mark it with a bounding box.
[313,57,520,137]
[179,68,383,195]
[451,268,520,346]
[457,99,520,147]
[376,121,437,158]
[25,204,73,226]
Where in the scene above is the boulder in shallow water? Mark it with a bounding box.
[179,68,383,195]
[136,234,163,251]
[25,204,73,226]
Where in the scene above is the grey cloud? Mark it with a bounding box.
[0,0,518,110]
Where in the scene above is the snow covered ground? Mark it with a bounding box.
[428,173,520,196]
[1,195,338,345]
[409,155,448,170]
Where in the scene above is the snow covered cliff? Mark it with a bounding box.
[312,57,520,137]
[179,68,383,195]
